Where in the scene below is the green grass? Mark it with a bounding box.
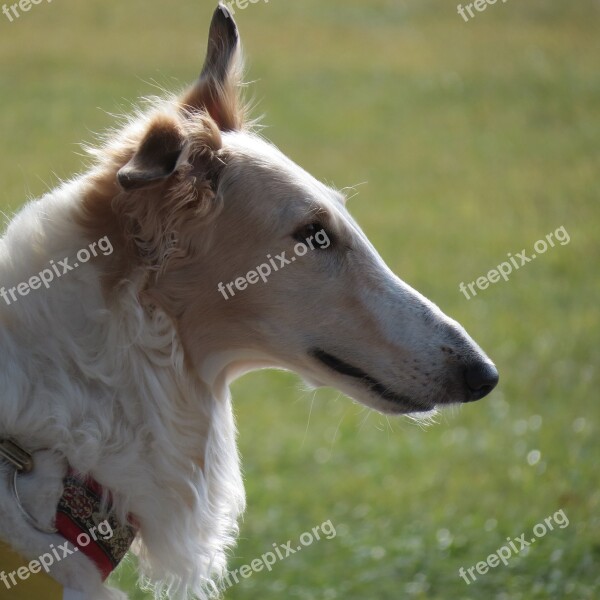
[1,1,599,598]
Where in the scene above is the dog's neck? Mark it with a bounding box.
[0,178,245,597]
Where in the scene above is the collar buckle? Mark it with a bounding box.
[0,439,33,473]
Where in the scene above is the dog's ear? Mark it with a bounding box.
[117,117,186,191]
[180,4,244,131]
[113,113,223,270]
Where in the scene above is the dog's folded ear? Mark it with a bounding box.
[117,117,186,191]
[112,113,224,269]
[181,4,244,131]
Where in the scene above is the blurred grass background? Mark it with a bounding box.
[1,0,598,598]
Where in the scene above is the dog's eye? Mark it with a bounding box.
[292,222,325,244]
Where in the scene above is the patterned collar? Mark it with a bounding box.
[1,439,137,581]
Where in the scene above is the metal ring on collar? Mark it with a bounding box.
[11,464,58,535]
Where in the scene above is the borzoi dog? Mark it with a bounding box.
[0,4,498,599]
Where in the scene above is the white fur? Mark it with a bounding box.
[0,177,244,599]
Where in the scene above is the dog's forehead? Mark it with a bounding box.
[221,131,345,212]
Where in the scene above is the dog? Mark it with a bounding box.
[0,4,498,599]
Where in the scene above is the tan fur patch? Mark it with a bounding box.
[74,110,225,301]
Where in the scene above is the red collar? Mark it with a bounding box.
[1,440,137,581]
[56,469,138,580]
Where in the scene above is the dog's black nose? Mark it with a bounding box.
[463,361,499,401]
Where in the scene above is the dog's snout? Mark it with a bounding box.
[463,361,499,401]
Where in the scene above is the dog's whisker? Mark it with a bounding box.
[328,404,348,456]
[300,390,317,449]
[341,181,368,202]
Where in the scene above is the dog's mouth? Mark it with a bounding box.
[309,348,428,413]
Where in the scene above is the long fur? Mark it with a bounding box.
[0,6,248,598]
[0,147,245,598]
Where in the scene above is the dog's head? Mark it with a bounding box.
[92,4,498,416]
